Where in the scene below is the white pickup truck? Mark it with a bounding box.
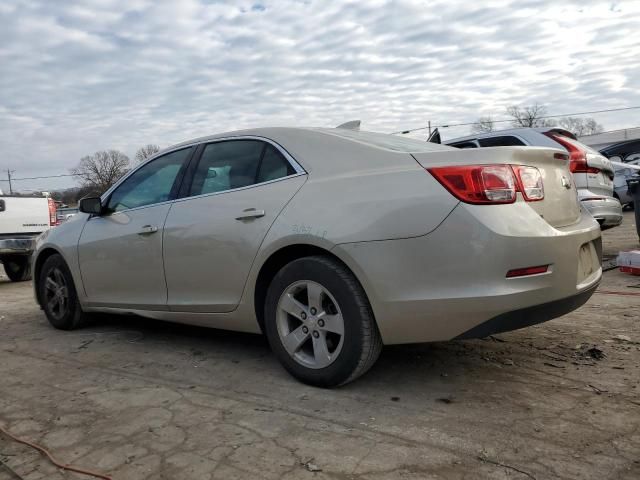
[0,195,57,281]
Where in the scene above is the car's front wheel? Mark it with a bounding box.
[38,254,89,330]
[264,256,382,387]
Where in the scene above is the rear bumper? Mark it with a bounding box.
[455,281,599,339]
[581,196,623,227]
[335,202,602,344]
[0,238,35,255]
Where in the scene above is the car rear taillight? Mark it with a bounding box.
[428,164,545,204]
[512,165,544,201]
[545,133,600,174]
[48,198,58,226]
[428,165,517,204]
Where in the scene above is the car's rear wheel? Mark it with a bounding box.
[264,256,382,387]
[1,255,32,282]
[38,254,89,330]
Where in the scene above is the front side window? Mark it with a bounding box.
[107,148,192,212]
[190,140,296,196]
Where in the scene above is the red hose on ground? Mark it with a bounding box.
[0,423,113,480]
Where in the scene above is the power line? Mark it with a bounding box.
[0,173,78,182]
[391,106,640,134]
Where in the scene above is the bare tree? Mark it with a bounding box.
[506,103,557,128]
[71,150,130,195]
[135,144,160,162]
[557,117,604,136]
[471,116,495,133]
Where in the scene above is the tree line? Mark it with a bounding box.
[58,144,160,205]
[472,103,604,136]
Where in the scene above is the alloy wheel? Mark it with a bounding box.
[44,268,69,321]
[276,280,345,369]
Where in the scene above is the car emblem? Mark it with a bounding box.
[561,176,572,189]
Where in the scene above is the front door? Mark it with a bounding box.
[78,147,193,308]
[163,139,305,312]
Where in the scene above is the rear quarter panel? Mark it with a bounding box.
[261,130,459,244]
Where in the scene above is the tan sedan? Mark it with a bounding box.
[33,128,602,386]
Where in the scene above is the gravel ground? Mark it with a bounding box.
[0,211,638,480]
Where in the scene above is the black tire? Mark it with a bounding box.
[38,254,89,330]
[264,255,382,387]
[2,255,32,282]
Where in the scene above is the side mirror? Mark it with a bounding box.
[79,197,103,215]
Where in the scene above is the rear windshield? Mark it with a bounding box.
[318,129,454,153]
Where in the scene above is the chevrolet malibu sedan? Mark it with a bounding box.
[33,128,602,387]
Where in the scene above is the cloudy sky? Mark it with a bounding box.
[1,0,639,192]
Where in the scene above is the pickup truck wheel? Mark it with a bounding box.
[264,256,382,387]
[2,255,32,282]
[38,254,88,330]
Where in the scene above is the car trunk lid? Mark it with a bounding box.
[411,146,582,228]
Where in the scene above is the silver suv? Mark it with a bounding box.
[446,128,623,229]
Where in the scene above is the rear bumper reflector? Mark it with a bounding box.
[506,265,549,278]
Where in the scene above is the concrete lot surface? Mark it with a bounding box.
[0,212,638,480]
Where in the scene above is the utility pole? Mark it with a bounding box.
[428,121,431,136]
[7,169,14,194]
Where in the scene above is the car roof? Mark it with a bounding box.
[166,127,453,154]
[153,127,456,178]
[445,127,576,144]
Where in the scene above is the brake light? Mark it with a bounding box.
[545,133,600,174]
[506,265,549,278]
[512,165,544,201]
[428,165,517,204]
[429,164,546,204]
[48,198,58,226]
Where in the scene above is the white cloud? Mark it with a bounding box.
[0,0,639,190]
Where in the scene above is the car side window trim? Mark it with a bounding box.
[100,146,196,215]
[177,136,306,201]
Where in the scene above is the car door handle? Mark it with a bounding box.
[235,208,265,220]
[138,225,159,235]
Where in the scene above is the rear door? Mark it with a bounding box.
[163,139,306,312]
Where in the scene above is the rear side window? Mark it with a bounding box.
[257,145,295,183]
[189,140,296,197]
[478,136,526,147]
